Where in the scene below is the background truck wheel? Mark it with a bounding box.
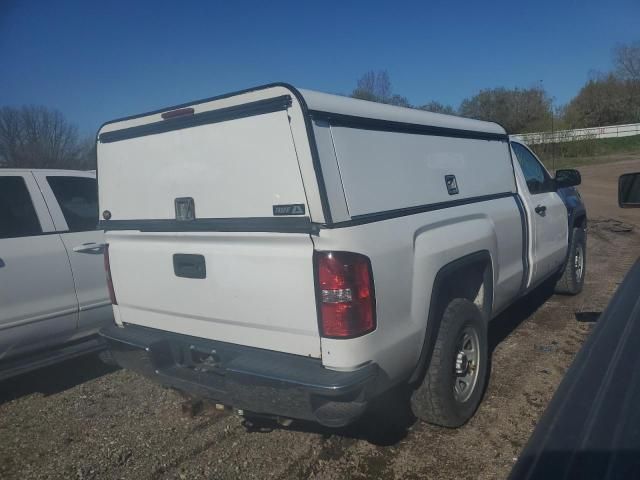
[97,349,118,367]
[410,298,488,428]
[554,227,586,295]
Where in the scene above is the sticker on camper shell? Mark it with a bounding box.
[445,175,459,195]
[273,204,305,216]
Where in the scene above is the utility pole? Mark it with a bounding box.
[540,79,556,171]
[551,105,555,171]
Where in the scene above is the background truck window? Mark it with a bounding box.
[0,176,43,239]
[46,176,99,232]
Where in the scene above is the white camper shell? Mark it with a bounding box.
[98,84,584,427]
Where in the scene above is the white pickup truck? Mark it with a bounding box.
[97,84,586,428]
[0,169,113,380]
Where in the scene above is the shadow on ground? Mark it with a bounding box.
[489,282,555,353]
[0,354,118,405]
[0,285,558,446]
[240,384,416,447]
[242,285,557,447]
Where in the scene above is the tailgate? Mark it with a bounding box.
[98,95,321,357]
[107,231,319,357]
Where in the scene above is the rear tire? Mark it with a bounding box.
[410,298,488,428]
[554,227,586,295]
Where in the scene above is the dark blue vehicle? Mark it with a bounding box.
[510,171,640,480]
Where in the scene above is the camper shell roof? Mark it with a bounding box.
[97,83,507,139]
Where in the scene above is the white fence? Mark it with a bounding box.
[511,122,640,145]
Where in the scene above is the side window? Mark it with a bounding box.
[512,143,552,195]
[46,176,99,232]
[0,176,43,239]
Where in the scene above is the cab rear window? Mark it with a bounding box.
[47,176,99,232]
[0,176,42,239]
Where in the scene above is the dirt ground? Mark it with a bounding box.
[1,158,639,480]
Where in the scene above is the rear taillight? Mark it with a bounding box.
[104,244,117,305]
[314,251,376,338]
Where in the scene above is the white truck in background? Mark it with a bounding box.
[97,84,586,428]
[0,170,112,380]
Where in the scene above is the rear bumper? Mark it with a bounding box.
[99,324,378,427]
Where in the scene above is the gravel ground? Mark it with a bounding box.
[1,158,639,480]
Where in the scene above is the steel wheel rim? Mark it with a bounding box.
[574,244,584,281]
[453,326,480,403]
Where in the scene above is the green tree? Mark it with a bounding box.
[459,87,553,133]
[563,73,640,128]
[559,40,640,128]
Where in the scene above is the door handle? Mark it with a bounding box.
[72,242,106,254]
[0,258,5,268]
[535,205,547,216]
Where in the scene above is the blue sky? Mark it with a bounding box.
[1,0,638,137]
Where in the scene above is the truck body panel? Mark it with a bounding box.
[312,197,523,382]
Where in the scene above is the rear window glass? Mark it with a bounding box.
[0,176,42,239]
[47,176,99,232]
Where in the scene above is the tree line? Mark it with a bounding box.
[1,40,638,170]
[0,105,96,170]
[352,40,640,134]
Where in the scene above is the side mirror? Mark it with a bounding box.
[619,172,640,208]
[555,169,581,189]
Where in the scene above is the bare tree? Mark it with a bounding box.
[388,94,411,107]
[419,101,456,115]
[0,105,94,169]
[350,70,411,106]
[613,41,640,81]
[352,70,392,102]
[76,138,97,170]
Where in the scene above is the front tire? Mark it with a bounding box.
[554,227,586,295]
[410,298,488,428]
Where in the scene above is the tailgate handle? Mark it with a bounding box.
[173,254,206,279]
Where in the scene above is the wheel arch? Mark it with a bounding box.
[409,250,494,384]
[563,210,587,271]
[573,212,587,230]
